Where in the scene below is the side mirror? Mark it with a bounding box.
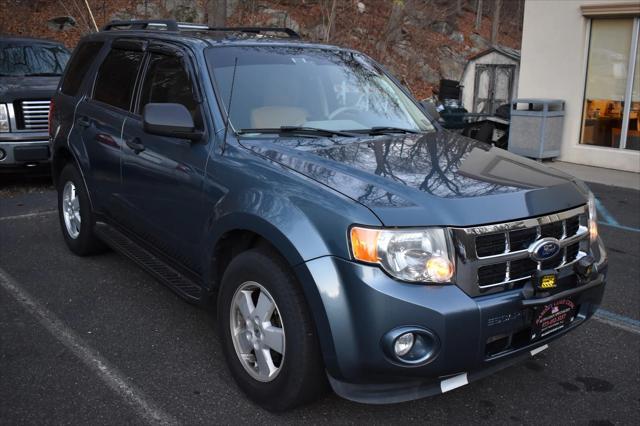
[142,103,202,141]
[419,100,441,122]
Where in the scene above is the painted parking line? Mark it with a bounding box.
[595,198,620,226]
[597,221,640,233]
[0,267,178,426]
[594,196,640,232]
[593,308,640,335]
[0,210,57,222]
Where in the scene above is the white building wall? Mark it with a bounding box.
[518,0,640,172]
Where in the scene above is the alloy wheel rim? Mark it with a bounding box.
[62,181,81,239]
[230,281,285,382]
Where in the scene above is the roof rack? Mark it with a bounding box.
[102,19,181,31]
[101,19,300,38]
[207,27,300,38]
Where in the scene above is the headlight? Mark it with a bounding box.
[0,104,9,132]
[587,192,598,243]
[350,226,454,283]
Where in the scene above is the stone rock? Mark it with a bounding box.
[449,31,464,43]
[166,0,204,23]
[437,46,466,81]
[259,8,300,33]
[420,63,440,84]
[430,20,455,35]
[392,39,413,61]
[469,33,490,50]
[47,16,76,31]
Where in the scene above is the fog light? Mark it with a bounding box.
[394,332,415,356]
[0,148,5,161]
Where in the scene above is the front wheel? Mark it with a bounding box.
[57,163,106,256]
[218,249,326,411]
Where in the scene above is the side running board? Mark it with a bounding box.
[95,222,203,302]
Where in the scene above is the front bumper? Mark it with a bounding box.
[296,252,607,404]
[0,132,50,169]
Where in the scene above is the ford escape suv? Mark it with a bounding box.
[1,36,69,172]
[50,20,608,411]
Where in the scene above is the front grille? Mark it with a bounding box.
[16,100,50,131]
[451,206,590,295]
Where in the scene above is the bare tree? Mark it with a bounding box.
[517,0,523,31]
[475,0,483,31]
[208,0,226,27]
[376,0,407,62]
[457,0,463,15]
[320,0,337,43]
[491,0,502,44]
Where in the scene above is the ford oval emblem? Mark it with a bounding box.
[528,238,561,261]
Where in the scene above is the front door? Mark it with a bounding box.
[473,64,515,114]
[120,47,211,275]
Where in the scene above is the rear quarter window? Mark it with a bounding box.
[93,48,143,111]
[60,41,104,96]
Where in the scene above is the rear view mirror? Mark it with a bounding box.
[143,103,202,141]
[419,100,441,122]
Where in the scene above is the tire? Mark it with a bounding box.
[218,248,326,411]
[57,163,106,256]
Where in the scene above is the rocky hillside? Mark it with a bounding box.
[1,0,523,99]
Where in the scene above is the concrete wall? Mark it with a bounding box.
[461,51,520,113]
[518,0,640,173]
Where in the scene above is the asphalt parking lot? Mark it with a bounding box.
[1,176,639,425]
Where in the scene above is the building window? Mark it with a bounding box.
[581,18,640,151]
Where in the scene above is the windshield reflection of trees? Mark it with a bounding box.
[316,133,518,199]
[250,132,519,207]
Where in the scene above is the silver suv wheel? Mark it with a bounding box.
[62,181,81,239]
[230,281,285,382]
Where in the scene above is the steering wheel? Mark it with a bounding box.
[328,106,362,120]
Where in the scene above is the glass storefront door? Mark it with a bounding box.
[581,18,640,151]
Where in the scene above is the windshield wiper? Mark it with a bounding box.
[24,72,61,76]
[359,126,421,135]
[238,126,357,138]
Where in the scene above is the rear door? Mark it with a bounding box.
[120,44,211,275]
[75,40,145,215]
[53,40,105,172]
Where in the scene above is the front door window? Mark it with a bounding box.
[581,18,640,151]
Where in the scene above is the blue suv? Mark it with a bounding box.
[50,20,608,411]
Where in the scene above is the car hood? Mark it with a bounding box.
[240,131,587,227]
[0,76,60,102]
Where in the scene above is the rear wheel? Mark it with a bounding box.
[57,163,106,256]
[218,249,326,411]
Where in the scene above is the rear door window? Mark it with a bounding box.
[60,41,103,96]
[138,52,202,127]
[93,48,143,111]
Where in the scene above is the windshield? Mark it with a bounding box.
[206,46,434,134]
[0,42,70,77]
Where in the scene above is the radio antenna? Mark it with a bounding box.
[221,57,238,155]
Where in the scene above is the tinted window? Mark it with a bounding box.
[60,41,103,96]
[0,42,70,77]
[139,53,201,126]
[93,48,143,111]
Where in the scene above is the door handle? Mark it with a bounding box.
[77,116,91,128]
[126,137,145,154]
